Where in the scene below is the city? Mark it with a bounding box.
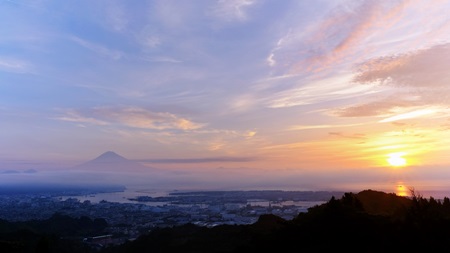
[0,189,341,247]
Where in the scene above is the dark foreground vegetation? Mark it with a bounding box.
[0,213,106,253]
[3,189,450,252]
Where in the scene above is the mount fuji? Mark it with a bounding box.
[73,151,152,173]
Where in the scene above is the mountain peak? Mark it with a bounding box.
[73,151,153,172]
[99,151,122,158]
[91,151,129,163]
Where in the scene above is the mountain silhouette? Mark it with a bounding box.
[91,151,130,163]
[73,151,152,173]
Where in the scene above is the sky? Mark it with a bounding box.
[2,0,450,194]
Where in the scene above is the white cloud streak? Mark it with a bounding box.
[71,36,123,60]
[0,58,33,73]
[210,0,257,22]
[265,74,377,108]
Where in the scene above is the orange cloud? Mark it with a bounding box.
[332,95,420,117]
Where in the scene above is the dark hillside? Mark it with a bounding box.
[355,189,412,216]
[102,190,450,253]
[0,214,107,253]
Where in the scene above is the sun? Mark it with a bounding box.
[387,152,407,167]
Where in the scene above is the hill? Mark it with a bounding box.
[354,189,412,216]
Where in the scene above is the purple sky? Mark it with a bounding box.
[2,0,450,193]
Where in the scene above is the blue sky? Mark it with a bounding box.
[2,0,450,192]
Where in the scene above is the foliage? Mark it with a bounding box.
[0,214,107,253]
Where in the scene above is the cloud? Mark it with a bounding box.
[268,0,415,73]
[208,140,226,151]
[302,0,382,68]
[56,109,108,126]
[354,43,450,87]
[229,94,259,112]
[0,169,38,174]
[137,25,162,49]
[379,108,438,123]
[149,0,200,29]
[136,156,258,164]
[71,36,123,60]
[266,53,275,67]
[265,74,376,108]
[106,2,128,32]
[332,95,420,118]
[0,58,33,73]
[141,56,182,63]
[245,131,256,139]
[334,43,450,119]
[210,0,257,22]
[57,106,204,131]
[328,132,366,140]
[1,170,20,174]
[333,95,450,120]
[289,123,367,131]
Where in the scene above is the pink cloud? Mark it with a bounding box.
[354,43,450,87]
[334,43,450,118]
[290,0,413,73]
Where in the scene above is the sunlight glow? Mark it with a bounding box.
[387,152,407,167]
[396,183,409,197]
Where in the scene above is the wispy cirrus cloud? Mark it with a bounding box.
[268,0,415,72]
[210,0,257,22]
[329,132,366,140]
[265,74,378,109]
[105,1,128,32]
[379,108,439,123]
[71,36,123,60]
[56,106,204,131]
[137,25,162,49]
[259,1,426,110]
[141,56,182,63]
[0,57,33,73]
[56,109,108,126]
